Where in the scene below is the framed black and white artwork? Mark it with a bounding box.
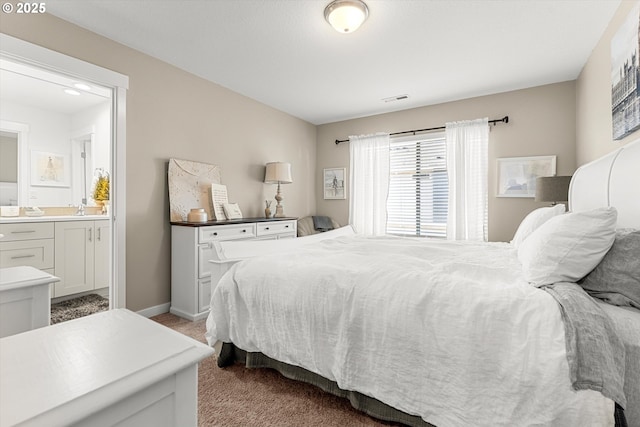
[323,167,346,200]
[612,3,640,140]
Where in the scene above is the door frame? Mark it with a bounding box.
[0,33,128,309]
[0,120,29,206]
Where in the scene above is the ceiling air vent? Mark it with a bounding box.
[382,94,409,103]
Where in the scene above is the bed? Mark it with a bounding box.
[206,139,640,427]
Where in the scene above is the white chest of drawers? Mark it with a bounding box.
[171,218,297,321]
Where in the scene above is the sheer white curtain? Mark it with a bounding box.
[349,133,390,236]
[445,118,489,241]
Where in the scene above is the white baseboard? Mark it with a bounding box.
[136,303,170,318]
[168,306,210,322]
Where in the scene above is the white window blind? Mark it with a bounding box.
[386,133,448,238]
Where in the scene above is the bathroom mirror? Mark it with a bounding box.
[0,59,112,208]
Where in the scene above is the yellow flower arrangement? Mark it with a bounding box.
[93,170,110,202]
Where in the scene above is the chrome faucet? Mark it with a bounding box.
[75,204,85,216]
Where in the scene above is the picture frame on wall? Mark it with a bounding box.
[496,155,556,198]
[323,167,346,200]
[611,3,640,140]
[30,150,70,187]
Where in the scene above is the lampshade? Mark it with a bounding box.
[535,176,572,203]
[324,0,369,34]
[264,162,293,184]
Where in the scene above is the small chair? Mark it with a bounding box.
[297,216,341,237]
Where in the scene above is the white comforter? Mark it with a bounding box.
[206,235,613,427]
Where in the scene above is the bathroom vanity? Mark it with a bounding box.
[0,215,110,298]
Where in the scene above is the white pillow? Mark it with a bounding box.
[511,204,566,248]
[517,207,617,286]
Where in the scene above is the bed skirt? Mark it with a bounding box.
[217,342,435,427]
[217,342,627,427]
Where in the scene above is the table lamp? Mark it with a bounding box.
[264,162,292,218]
[535,176,571,208]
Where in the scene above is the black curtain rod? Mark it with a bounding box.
[334,115,509,145]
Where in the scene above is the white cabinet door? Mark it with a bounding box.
[94,220,111,290]
[54,221,94,297]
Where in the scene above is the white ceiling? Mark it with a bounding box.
[0,60,111,115]
[45,0,620,125]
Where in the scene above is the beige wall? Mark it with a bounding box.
[317,82,576,242]
[1,13,317,311]
[577,0,640,164]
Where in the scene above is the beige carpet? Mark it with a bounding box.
[151,313,399,426]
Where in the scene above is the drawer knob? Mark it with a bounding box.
[285,225,289,228]
[242,229,247,233]
[212,232,218,236]
[265,227,270,230]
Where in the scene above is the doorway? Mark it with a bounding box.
[0,34,128,309]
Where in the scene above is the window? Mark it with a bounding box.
[386,133,447,238]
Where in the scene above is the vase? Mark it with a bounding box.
[265,207,272,218]
[96,200,109,215]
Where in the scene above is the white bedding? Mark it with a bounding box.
[206,235,613,427]
[211,225,355,262]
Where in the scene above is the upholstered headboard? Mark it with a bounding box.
[569,139,640,229]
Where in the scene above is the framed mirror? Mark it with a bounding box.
[0,60,112,208]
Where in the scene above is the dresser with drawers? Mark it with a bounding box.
[170,217,297,321]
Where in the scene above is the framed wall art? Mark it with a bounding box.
[31,150,70,187]
[323,167,346,200]
[496,155,556,198]
[611,3,640,140]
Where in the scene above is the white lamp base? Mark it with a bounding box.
[274,182,285,217]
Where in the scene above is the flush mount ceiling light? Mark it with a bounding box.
[63,88,81,96]
[324,0,369,34]
[73,83,91,91]
[382,94,409,103]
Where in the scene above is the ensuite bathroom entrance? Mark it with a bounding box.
[0,34,128,322]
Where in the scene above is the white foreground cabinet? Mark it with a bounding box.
[0,309,214,427]
[171,217,297,321]
[0,266,59,338]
